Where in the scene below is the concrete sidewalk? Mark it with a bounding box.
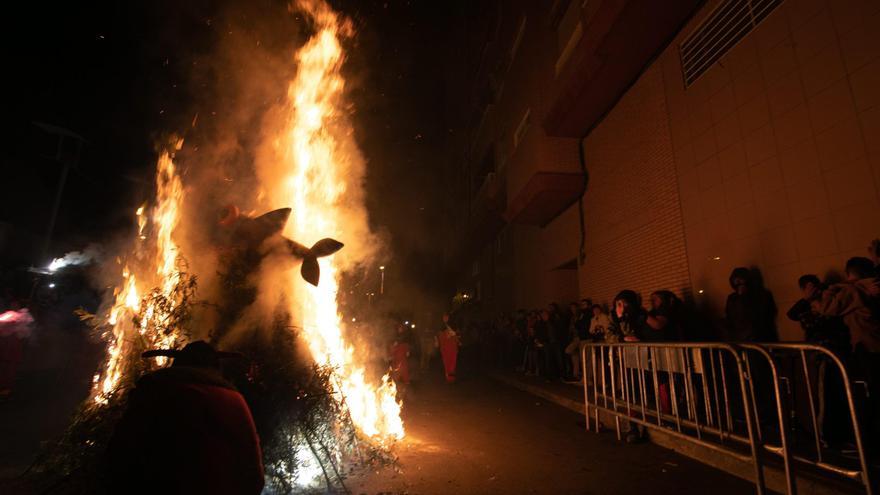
[490,370,863,495]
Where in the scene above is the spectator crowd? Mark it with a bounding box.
[474,240,880,450]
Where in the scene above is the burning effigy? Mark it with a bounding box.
[24,1,404,493]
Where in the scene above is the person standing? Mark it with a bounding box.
[646,290,683,342]
[437,313,461,383]
[811,257,880,445]
[390,323,412,386]
[610,290,649,342]
[787,274,850,445]
[609,290,649,442]
[108,341,264,495]
[724,267,777,342]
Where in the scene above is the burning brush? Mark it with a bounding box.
[20,0,405,492]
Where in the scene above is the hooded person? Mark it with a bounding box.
[107,341,264,495]
[723,267,777,342]
[811,257,880,442]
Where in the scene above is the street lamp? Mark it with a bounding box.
[379,265,385,295]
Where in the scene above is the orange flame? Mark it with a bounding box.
[274,0,404,441]
[92,141,186,404]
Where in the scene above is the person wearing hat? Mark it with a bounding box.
[107,341,264,494]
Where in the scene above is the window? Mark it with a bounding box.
[680,0,783,87]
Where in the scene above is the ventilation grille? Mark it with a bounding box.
[680,0,783,87]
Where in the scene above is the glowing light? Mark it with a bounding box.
[46,246,101,272]
[92,141,186,404]
[48,283,56,289]
[272,0,403,441]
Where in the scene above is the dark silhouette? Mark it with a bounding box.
[646,290,683,342]
[214,206,343,287]
[811,257,880,444]
[108,341,264,495]
[787,274,850,445]
[723,267,777,342]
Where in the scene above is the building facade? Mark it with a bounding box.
[447,0,880,340]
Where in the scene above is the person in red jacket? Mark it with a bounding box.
[108,341,264,495]
[437,313,461,383]
[390,323,411,386]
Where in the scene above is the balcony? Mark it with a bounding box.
[503,122,584,227]
[505,171,585,227]
[543,0,703,137]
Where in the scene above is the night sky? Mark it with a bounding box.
[4,0,459,295]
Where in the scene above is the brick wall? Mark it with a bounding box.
[476,0,880,339]
[661,0,880,340]
[576,64,692,308]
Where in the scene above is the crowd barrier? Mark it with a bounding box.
[580,342,874,495]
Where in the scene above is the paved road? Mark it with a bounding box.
[349,371,753,495]
[0,328,100,478]
[1,342,755,495]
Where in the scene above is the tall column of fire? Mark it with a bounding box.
[272,0,404,441]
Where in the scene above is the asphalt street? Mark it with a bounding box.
[348,370,754,495]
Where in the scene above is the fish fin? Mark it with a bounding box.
[301,256,320,286]
[310,238,344,258]
[285,238,311,258]
[251,208,292,237]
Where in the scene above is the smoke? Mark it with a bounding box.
[130,0,388,358]
[48,244,104,272]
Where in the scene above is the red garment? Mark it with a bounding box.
[108,366,264,495]
[438,330,459,383]
[391,342,410,385]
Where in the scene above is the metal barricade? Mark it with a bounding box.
[736,344,796,495]
[759,343,873,495]
[581,342,875,495]
[581,342,767,494]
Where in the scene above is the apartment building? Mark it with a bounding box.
[447,0,880,340]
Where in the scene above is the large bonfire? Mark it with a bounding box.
[31,0,403,493]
